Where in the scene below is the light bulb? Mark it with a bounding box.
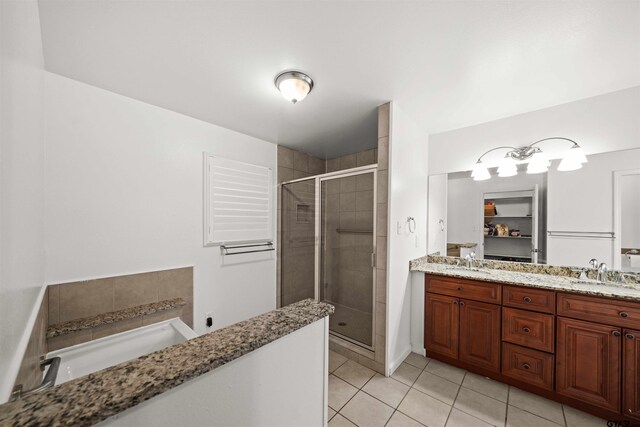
[471,161,491,181]
[497,156,517,177]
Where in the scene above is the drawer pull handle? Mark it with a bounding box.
[453,301,459,305]
[522,363,530,370]
[459,301,465,307]
[523,297,532,303]
[626,333,635,340]
[522,327,531,333]
[457,287,463,291]
[619,312,629,318]
[612,331,621,337]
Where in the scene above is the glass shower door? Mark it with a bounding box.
[319,171,376,349]
[280,179,317,307]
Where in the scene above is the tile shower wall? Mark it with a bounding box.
[329,103,390,374]
[13,289,48,393]
[277,105,388,374]
[47,267,193,350]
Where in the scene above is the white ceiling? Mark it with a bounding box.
[38,0,640,159]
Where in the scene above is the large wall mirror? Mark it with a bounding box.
[428,148,640,272]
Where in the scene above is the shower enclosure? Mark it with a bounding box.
[280,166,377,349]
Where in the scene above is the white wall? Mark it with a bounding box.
[0,0,46,401]
[428,86,640,175]
[44,73,277,335]
[386,103,428,372]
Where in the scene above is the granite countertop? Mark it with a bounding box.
[47,298,186,339]
[411,255,640,302]
[0,299,334,427]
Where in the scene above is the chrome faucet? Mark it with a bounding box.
[465,251,476,269]
[597,262,609,282]
[588,258,599,269]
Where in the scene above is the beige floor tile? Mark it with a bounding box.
[425,359,466,385]
[340,391,394,427]
[462,372,509,403]
[398,389,452,427]
[362,374,410,408]
[334,359,376,389]
[446,408,494,427]
[328,374,358,411]
[508,387,565,425]
[391,363,422,386]
[328,407,337,421]
[329,414,357,427]
[386,411,425,427]
[329,350,348,373]
[454,388,506,426]
[413,371,461,405]
[563,405,608,427]
[507,405,564,427]
[403,352,430,369]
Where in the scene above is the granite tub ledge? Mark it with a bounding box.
[0,299,334,427]
[410,256,640,302]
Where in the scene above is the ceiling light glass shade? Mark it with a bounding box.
[497,156,518,177]
[471,161,491,181]
[527,152,550,174]
[557,157,583,171]
[564,145,588,164]
[275,71,314,104]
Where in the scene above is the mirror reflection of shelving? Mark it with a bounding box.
[483,188,539,263]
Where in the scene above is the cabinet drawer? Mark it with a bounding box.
[502,343,554,390]
[426,275,501,304]
[503,286,555,314]
[502,307,555,353]
[557,293,640,329]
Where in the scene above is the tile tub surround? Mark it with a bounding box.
[410,256,640,301]
[47,298,186,339]
[0,299,334,427]
[48,266,194,331]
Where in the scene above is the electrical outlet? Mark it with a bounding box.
[205,312,213,328]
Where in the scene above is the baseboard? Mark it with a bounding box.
[411,345,425,356]
[387,345,412,376]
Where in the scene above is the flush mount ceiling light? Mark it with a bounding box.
[471,137,588,181]
[274,71,314,104]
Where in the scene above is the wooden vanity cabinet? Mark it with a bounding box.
[424,293,459,359]
[624,329,640,420]
[459,300,501,371]
[555,317,621,412]
[424,273,640,422]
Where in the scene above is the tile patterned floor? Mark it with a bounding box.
[328,351,610,427]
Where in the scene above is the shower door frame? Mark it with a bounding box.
[280,164,378,351]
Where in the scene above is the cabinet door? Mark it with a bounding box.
[624,329,640,420]
[556,317,621,412]
[459,299,501,372]
[425,293,459,359]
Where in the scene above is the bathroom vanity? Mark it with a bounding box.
[412,256,640,423]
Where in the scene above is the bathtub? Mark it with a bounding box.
[47,318,197,385]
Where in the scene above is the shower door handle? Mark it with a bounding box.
[371,252,376,268]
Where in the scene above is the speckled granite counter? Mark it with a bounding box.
[411,255,640,301]
[0,299,334,427]
[47,298,186,339]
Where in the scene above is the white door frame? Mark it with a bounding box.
[613,168,640,270]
